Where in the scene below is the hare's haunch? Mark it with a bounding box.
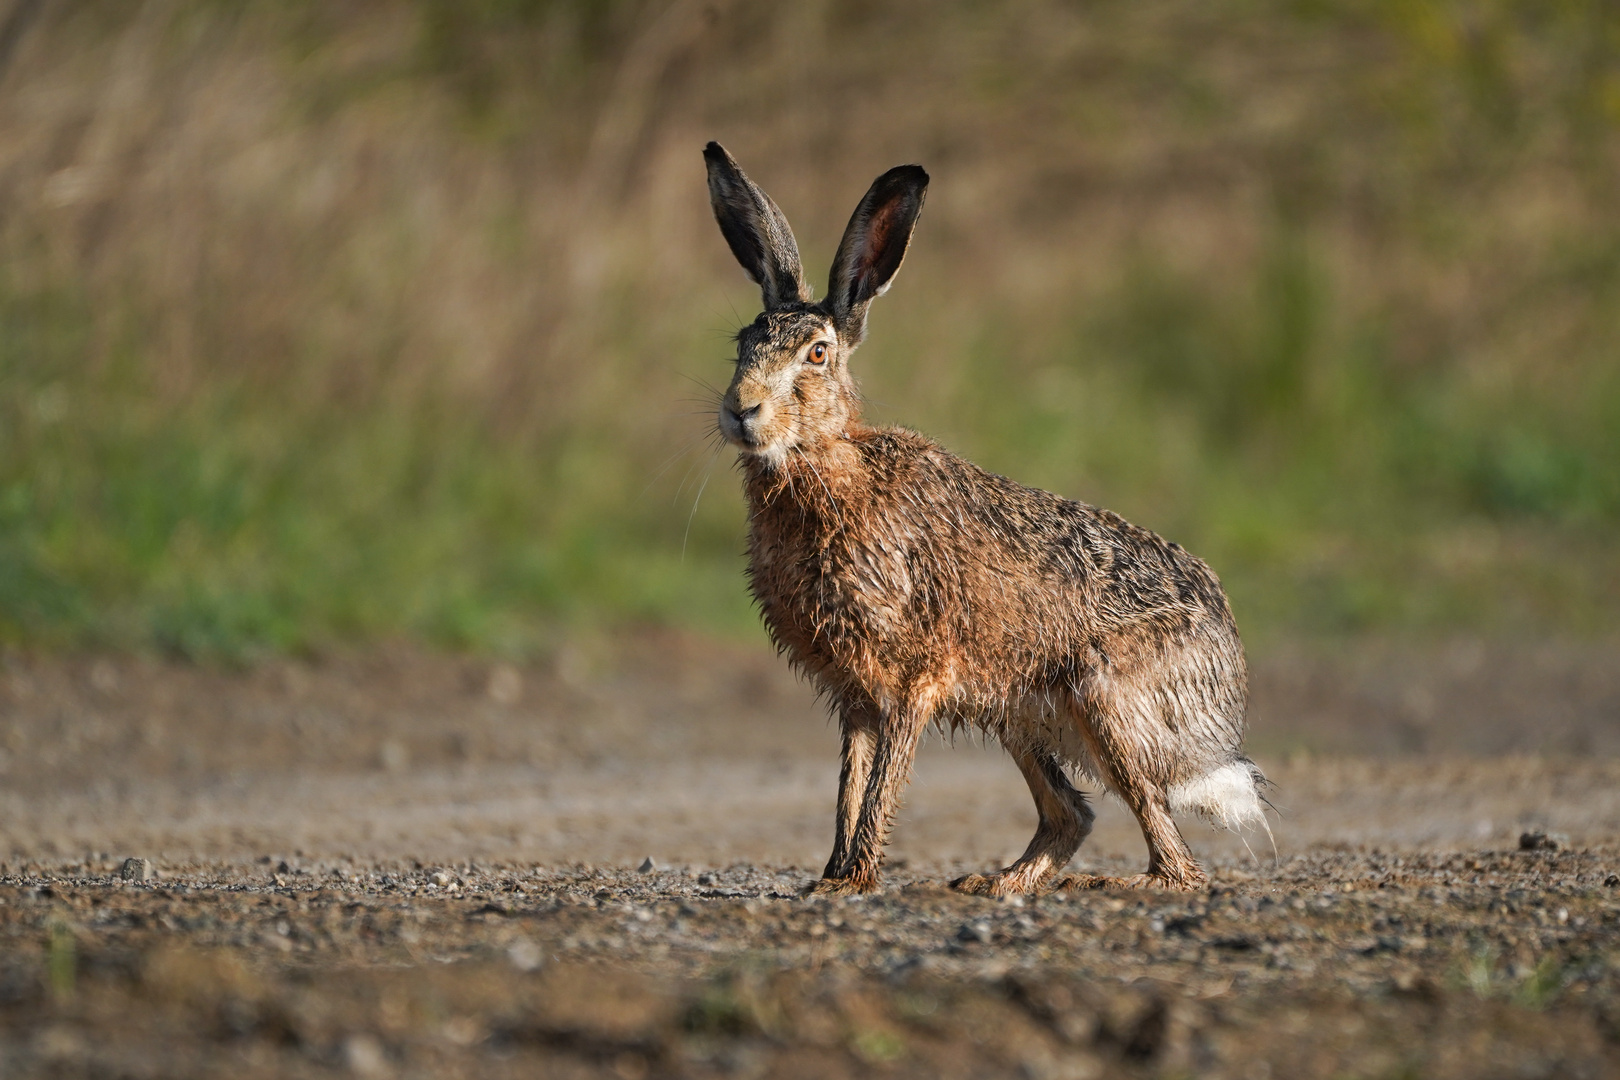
[703,142,1267,895]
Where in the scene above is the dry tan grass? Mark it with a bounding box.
[0,2,1617,650]
[4,3,1612,409]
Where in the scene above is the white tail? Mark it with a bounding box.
[1169,760,1269,833]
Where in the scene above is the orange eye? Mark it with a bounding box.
[808,343,829,365]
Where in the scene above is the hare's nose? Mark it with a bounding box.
[728,402,763,426]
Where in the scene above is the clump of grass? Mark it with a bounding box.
[1454,943,1572,1010]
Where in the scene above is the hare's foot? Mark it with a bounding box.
[956,749,1092,898]
[949,873,994,895]
[949,868,1050,897]
[806,873,880,897]
[1053,869,1205,892]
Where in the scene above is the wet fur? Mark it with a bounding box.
[703,142,1266,895]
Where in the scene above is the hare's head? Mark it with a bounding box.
[704,143,927,468]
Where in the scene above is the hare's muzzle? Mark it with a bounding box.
[720,399,768,449]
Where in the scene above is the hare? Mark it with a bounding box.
[703,142,1267,895]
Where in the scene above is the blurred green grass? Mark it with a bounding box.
[0,0,1617,659]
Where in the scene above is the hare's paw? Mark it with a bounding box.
[806,874,879,897]
[1053,871,1203,892]
[1051,873,1148,891]
[1050,873,1108,891]
[949,871,1044,897]
[949,873,994,895]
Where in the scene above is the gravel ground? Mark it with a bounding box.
[2,634,1619,1078]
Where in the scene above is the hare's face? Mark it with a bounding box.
[703,142,926,469]
[720,306,855,467]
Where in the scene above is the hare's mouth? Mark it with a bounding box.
[725,432,792,468]
[719,399,785,453]
[719,420,794,472]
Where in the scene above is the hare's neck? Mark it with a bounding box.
[741,437,867,527]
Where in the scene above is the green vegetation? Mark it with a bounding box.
[1,1,1618,658]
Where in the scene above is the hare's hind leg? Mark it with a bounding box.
[1055,688,1206,891]
[951,745,1094,896]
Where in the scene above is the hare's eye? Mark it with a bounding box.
[807,343,829,365]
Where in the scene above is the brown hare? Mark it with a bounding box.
[703,142,1267,895]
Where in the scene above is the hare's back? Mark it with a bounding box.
[889,434,1237,636]
[1063,504,1237,634]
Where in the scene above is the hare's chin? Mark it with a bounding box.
[733,439,791,470]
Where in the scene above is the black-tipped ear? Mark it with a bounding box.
[827,164,928,344]
[704,142,808,310]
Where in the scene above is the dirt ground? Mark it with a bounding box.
[2,632,1620,1078]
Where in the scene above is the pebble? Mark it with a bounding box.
[1518,830,1565,852]
[486,665,523,705]
[120,857,153,882]
[343,1033,390,1077]
[958,920,993,944]
[507,938,544,972]
[638,857,657,873]
[378,741,409,774]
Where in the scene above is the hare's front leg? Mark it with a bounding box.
[952,745,1094,896]
[810,700,928,896]
[822,700,878,880]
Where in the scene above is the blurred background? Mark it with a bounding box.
[1,0,1617,663]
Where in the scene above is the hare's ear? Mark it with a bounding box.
[704,142,808,310]
[827,164,928,344]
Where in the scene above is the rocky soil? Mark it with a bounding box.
[1,633,1619,1078]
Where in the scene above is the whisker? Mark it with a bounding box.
[705,297,745,339]
[680,372,727,398]
[641,429,718,498]
[672,434,716,504]
[668,400,727,418]
[655,406,727,419]
[681,443,723,563]
[674,427,732,503]
[795,446,848,538]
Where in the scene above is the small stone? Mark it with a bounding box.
[378,741,409,774]
[1519,831,1559,852]
[486,664,523,705]
[33,1025,84,1061]
[119,857,153,882]
[637,857,657,874]
[342,1033,390,1077]
[507,938,544,972]
[957,920,993,944]
[1605,874,1619,888]
[697,872,717,886]
[612,1051,651,1080]
[431,870,452,887]
[88,660,119,696]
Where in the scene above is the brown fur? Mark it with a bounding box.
[703,143,1265,895]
